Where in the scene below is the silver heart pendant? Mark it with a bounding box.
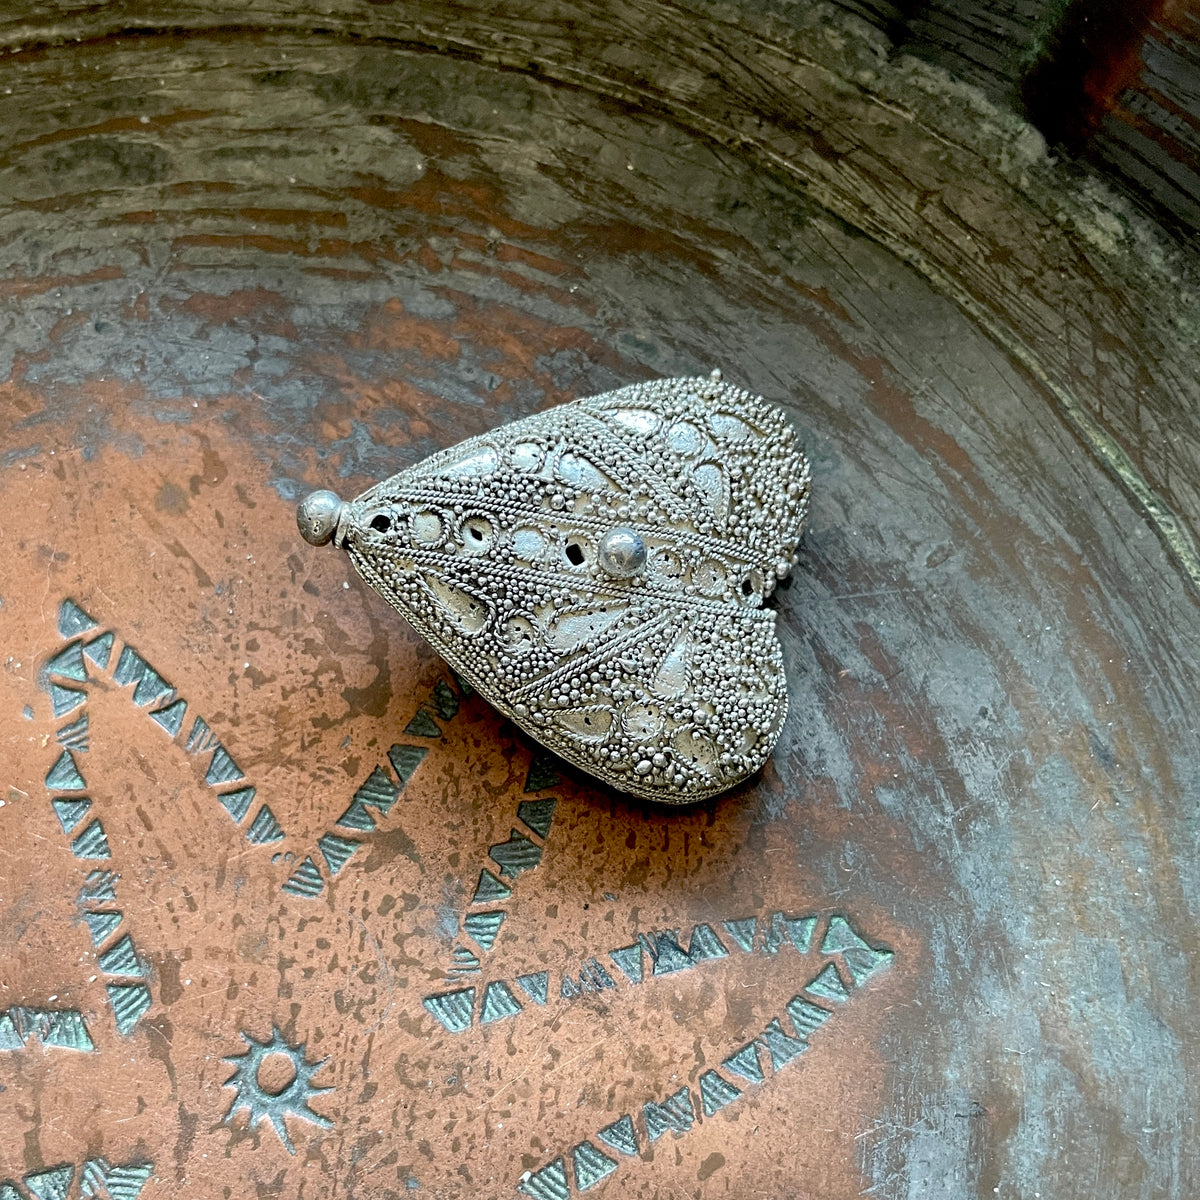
[298,373,810,802]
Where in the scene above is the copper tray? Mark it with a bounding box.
[2,7,1197,1198]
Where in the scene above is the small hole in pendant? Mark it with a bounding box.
[741,576,753,596]
[370,514,391,533]
[566,541,586,566]
[461,515,494,554]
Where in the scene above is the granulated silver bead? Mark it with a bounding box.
[296,489,346,547]
[598,528,647,578]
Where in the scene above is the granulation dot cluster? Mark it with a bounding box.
[344,375,810,802]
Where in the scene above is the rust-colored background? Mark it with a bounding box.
[1,7,1198,1200]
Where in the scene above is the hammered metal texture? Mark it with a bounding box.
[335,376,811,801]
[5,13,1200,1199]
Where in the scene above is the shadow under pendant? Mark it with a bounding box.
[298,372,810,803]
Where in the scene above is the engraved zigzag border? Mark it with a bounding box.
[515,913,893,1196]
[41,601,154,1036]
[40,597,462,904]
[422,910,890,1035]
[0,1157,154,1200]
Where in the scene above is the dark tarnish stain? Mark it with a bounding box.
[165,539,214,590]
[175,1102,200,1177]
[362,824,423,873]
[144,1015,178,1095]
[189,435,229,497]
[155,479,188,515]
[341,609,394,720]
[42,136,171,187]
[155,951,186,1006]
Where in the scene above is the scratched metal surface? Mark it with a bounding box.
[0,15,1198,1200]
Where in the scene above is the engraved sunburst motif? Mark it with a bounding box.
[298,374,811,802]
[222,1028,333,1153]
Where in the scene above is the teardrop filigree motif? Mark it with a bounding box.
[302,375,810,802]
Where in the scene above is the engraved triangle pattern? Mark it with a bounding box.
[308,376,811,802]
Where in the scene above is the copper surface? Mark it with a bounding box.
[0,11,1198,1200]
